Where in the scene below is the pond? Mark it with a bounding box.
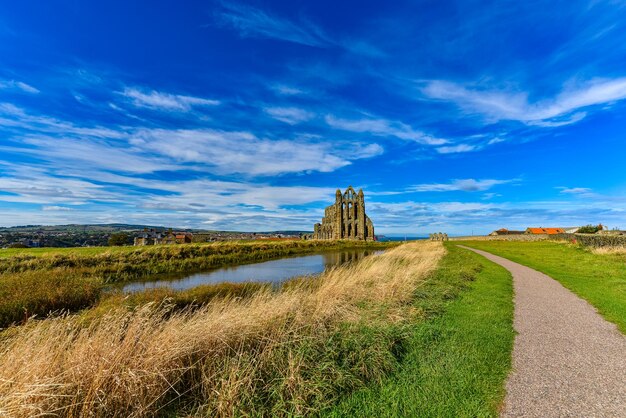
[121,249,385,293]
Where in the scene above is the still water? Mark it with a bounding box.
[122,249,384,293]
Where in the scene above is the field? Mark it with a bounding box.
[0,245,138,257]
[0,241,518,417]
[456,240,626,334]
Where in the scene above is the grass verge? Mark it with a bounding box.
[324,243,514,417]
[457,240,626,334]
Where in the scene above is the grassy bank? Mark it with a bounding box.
[458,240,626,334]
[325,243,514,417]
[0,240,394,328]
[0,240,394,282]
[0,242,444,417]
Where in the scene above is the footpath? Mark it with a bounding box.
[460,246,626,418]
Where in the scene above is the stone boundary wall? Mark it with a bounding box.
[552,233,626,248]
[449,234,550,242]
[450,233,626,248]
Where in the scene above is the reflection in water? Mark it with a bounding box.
[122,249,383,293]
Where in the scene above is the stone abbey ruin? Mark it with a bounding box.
[313,186,375,240]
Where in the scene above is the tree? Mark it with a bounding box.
[108,232,129,246]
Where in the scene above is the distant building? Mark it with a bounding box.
[134,229,193,245]
[525,227,565,235]
[174,232,193,244]
[489,228,524,236]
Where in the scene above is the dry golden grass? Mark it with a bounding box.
[590,246,626,255]
[0,242,443,417]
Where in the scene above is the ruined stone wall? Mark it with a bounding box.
[313,186,375,241]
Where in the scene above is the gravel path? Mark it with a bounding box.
[459,246,626,418]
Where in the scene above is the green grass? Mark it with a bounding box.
[323,243,514,417]
[457,240,626,334]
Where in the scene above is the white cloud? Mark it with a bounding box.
[263,106,315,124]
[0,103,126,139]
[559,187,593,194]
[129,128,381,176]
[0,79,39,94]
[42,205,74,211]
[1,103,381,177]
[482,193,501,200]
[121,87,220,111]
[409,178,515,192]
[421,77,626,126]
[436,144,477,154]
[0,168,122,205]
[325,115,447,145]
[272,84,306,95]
[487,137,506,145]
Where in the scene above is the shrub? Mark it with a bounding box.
[577,224,601,234]
[108,232,130,246]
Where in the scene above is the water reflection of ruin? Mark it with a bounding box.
[321,249,379,267]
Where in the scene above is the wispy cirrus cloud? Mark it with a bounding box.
[325,115,447,145]
[0,102,381,177]
[409,178,516,192]
[120,87,220,111]
[436,144,477,154]
[129,128,381,176]
[0,103,126,139]
[215,2,383,56]
[0,79,39,94]
[420,77,626,126]
[263,106,315,124]
[559,187,593,195]
[42,205,74,211]
[272,84,306,96]
[216,1,329,47]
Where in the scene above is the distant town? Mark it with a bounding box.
[0,224,308,249]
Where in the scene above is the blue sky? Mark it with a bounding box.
[1,0,625,235]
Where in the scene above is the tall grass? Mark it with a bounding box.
[591,246,626,255]
[0,271,101,328]
[0,242,443,417]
